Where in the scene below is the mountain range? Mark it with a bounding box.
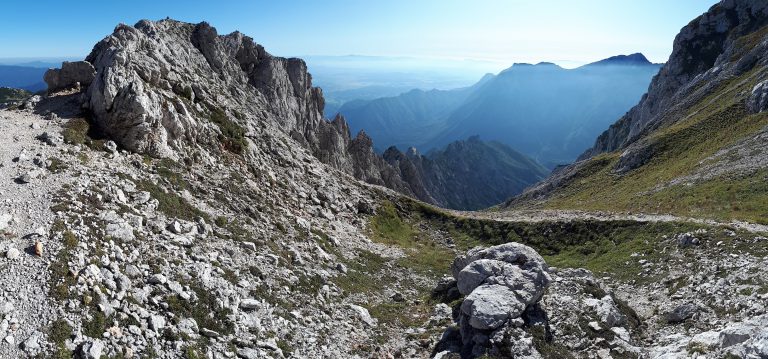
[3,1,768,358]
[382,136,549,210]
[0,65,47,91]
[505,1,768,227]
[339,54,661,168]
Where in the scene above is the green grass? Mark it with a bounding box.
[208,105,248,155]
[49,319,74,359]
[49,228,79,301]
[528,65,768,224]
[82,310,108,338]
[166,282,234,335]
[156,158,190,190]
[61,118,106,150]
[136,180,208,221]
[47,157,68,173]
[381,197,768,283]
[369,201,458,274]
[0,87,30,104]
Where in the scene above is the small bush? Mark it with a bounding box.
[62,118,106,150]
[136,180,208,221]
[208,106,247,154]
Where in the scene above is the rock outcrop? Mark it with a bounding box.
[46,19,418,198]
[43,61,95,93]
[436,243,552,356]
[434,244,643,358]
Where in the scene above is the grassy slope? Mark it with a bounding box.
[0,87,31,104]
[532,63,768,224]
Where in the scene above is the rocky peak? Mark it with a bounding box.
[584,53,653,67]
[46,18,421,200]
[581,0,768,161]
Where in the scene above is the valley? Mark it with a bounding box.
[0,0,766,358]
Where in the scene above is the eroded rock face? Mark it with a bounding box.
[748,80,768,113]
[49,19,420,197]
[582,0,768,160]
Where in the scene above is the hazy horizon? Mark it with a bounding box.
[0,0,714,65]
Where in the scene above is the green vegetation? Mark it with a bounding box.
[82,310,108,338]
[49,228,79,301]
[525,65,768,224]
[47,157,68,173]
[276,339,294,356]
[207,105,247,155]
[136,179,208,221]
[61,118,106,150]
[333,249,389,295]
[156,158,190,190]
[369,201,455,274]
[166,282,234,335]
[378,197,765,283]
[49,319,73,359]
[528,325,575,359]
[0,87,30,106]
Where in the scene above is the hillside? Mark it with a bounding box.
[338,75,494,151]
[0,87,31,108]
[3,3,768,359]
[507,0,768,226]
[340,55,660,168]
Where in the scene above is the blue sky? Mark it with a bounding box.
[0,0,714,65]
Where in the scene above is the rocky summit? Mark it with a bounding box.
[0,1,767,358]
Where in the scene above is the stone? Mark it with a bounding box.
[451,242,549,280]
[0,214,12,231]
[148,273,167,284]
[16,170,41,184]
[587,296,626,328]
[5,248,20,260]
[460,284,525,330]
[44,61,96,93]
[390,291,404,302]
[0,302,13,315]
[168,220,184,234]
[21,331,42,353]
[104,140,118,153]
[349,304,377,327]
[149,315,166,331]
[77,340,104,359]
[200,328,220,337]
[237,348,262,359]
[720,325,754,348]
[748,80,768,113]
[666,303,698,324]
[240,299,261,310]
[34,241,43,256]
[676,232,700,247]
[178,318,199,336]
[336,263,348,274]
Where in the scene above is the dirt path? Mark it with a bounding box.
[0,108,71,357]
[449,208,768,234]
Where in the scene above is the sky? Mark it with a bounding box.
[0,0,714,67]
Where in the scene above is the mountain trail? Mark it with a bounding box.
[450,208,768,234]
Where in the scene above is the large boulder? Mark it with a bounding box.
[44,61,96,93]
[452,243,551,332]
